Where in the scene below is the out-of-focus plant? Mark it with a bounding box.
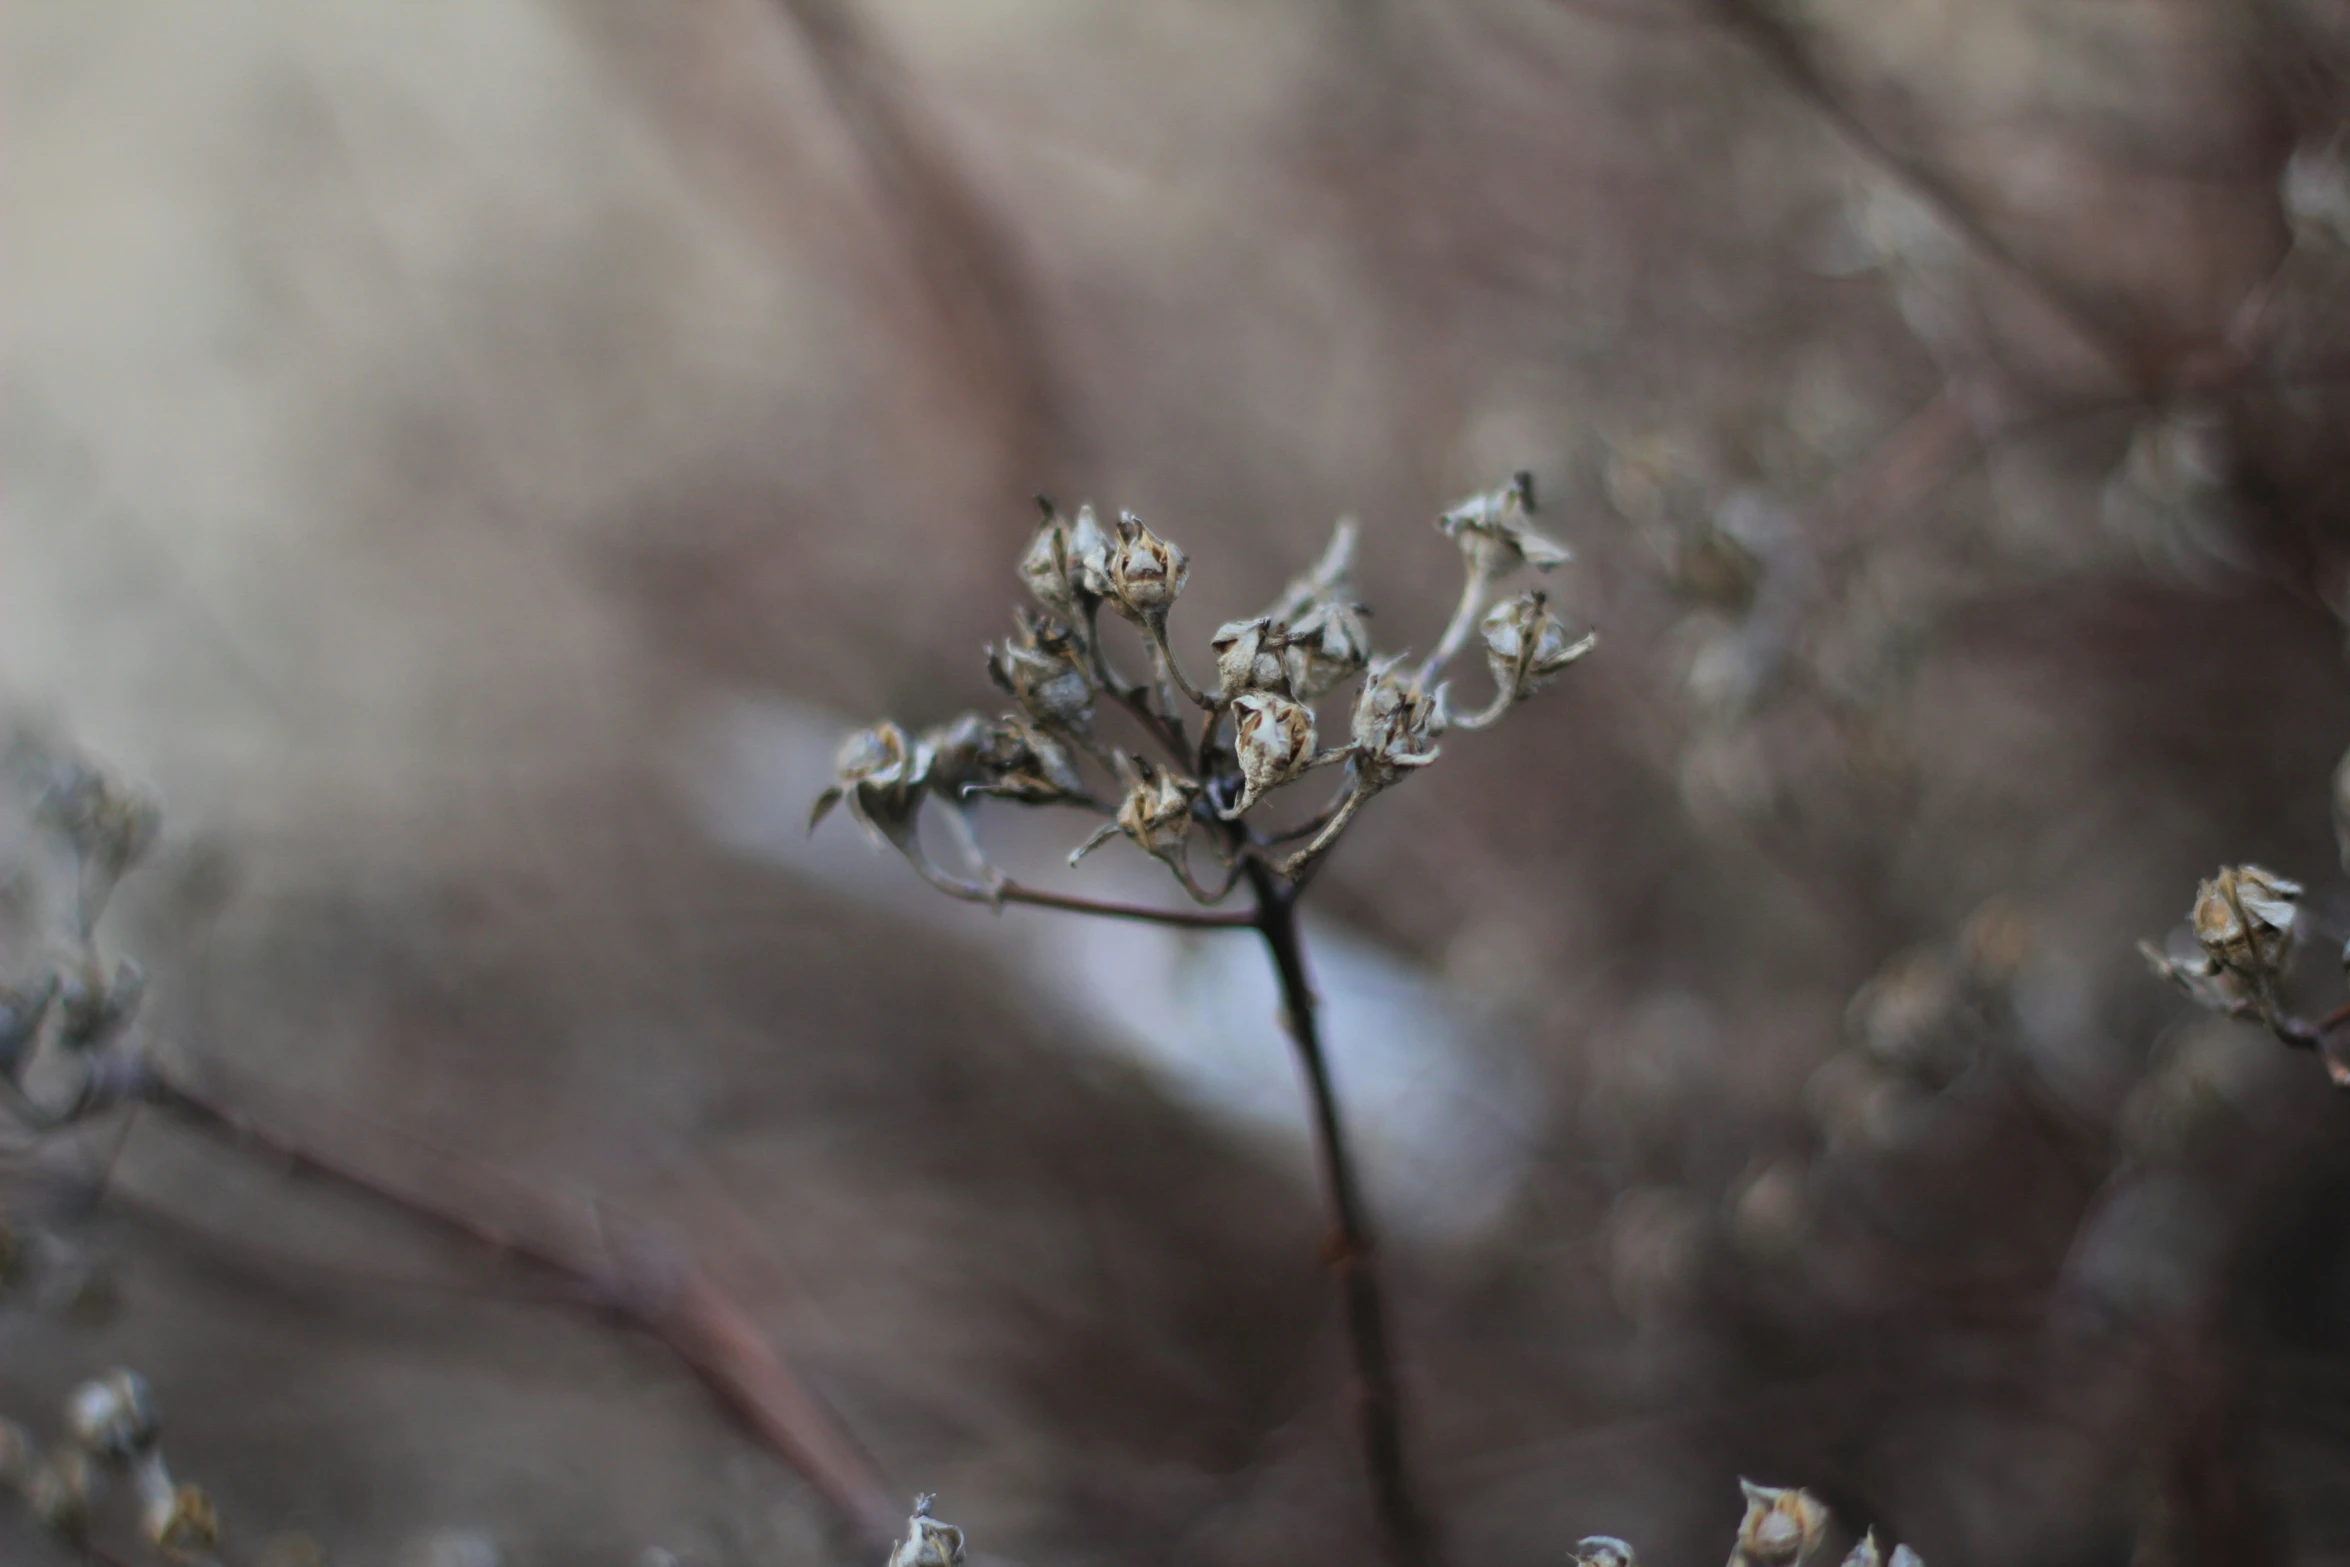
[1241,1475,1939,1567]
[811,474,1599,1566]
[2140,864,2350,1087]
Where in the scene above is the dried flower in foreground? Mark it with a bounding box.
[1574,1536,1640,1567]
[886,1495,965,1567]
[811,479,1597,1567]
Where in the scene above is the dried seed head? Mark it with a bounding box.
[1283,598,1373,698]
[1734,1482,1830,1567]
[1212,617,1291,700]
[1266,519,1373,697]
[1480,591,1596,704]
[1575,1536,1640,1567]
[1351,655,1445,787]
[1019,497,1111,616]
[923,714,1090,809]
[1226,692,1317,816]
[1438,471,1571,575]
[987,612,1097,731]
[1072,756,1199,870]
[2191,865,2300,983]
[65,1367,159,1462]
[888,1494,966,1567]
[1106,511,1189,620]
[809,722,935,853]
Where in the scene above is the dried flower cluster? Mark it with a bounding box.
[0,741,162,1131]
[2141,863,2350,1086]
[1567,1480,1923,1567]
[2,1369,222,1561]
[813,475,1594,902]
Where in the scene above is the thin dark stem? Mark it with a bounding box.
[925,870,1253,929]
[1243,860,1436,1567]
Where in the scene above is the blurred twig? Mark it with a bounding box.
[764,0,1077,486]
[134,1056,904,1557]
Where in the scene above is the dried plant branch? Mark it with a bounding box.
[133,1057,905,1557]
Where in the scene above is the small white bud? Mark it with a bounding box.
[1575,1536,1639,1567]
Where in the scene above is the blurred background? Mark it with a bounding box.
[7,0,2350,1563]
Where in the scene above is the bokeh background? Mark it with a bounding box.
[8,1,2350,1563]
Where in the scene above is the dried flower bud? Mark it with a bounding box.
[1480,591,1596,705]
[1213,617,1291,700]
[2191,865,2300,983]
[1226,692,1317,816]
[66,1368,159,1462]
[986,612,1095,730]
[1019,497,1111,616]
[809,722,934,853]
[1283,597,1373,698]
[888,1494,966,1567]
[1733,1482,1830,1567]
[1575,1537,1639,1567]
[1072,756,1199,870]
[1351,655,1444,788]
[1105,511,1189,620]
[924,713,1090,808]
[1265,519,1373,697]
[1438,471,1570,575]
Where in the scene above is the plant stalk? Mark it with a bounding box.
[1243,859,1436,1567]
